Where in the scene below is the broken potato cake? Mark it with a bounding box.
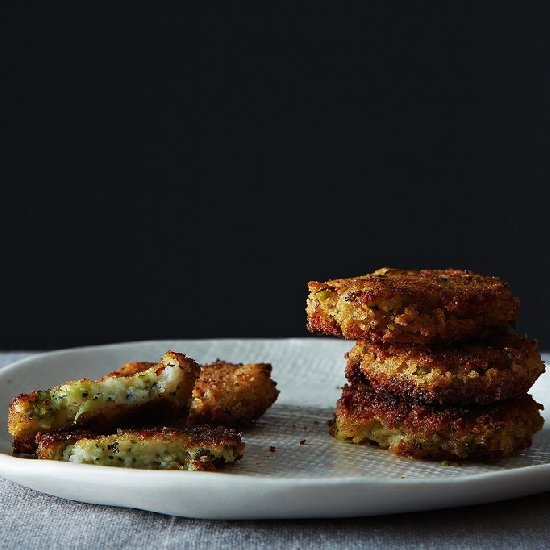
[108,359,279,426]
[36,426,244,471]
[331,381,544,462]
[189,360,279,425]
[307,268,519,344]
[346,334,545,406]
[8,351,200,454]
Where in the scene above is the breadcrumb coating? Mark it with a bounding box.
[346,334,545,405]
[307,268,519,344]
[190,361,279,425]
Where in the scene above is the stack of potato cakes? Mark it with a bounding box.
[307,268,545,461]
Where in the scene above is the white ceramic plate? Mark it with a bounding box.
[1,338,549,519]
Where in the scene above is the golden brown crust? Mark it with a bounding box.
[36,426,244,470]
[108,360,279,426]
[34,429,98,458]
[307,268,519,344]
[189,361,279,425]
[346,334,545,405]
[331,382,544,461]
[9,351,200,454]
[100,361,155,379]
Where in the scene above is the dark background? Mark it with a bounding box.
[2,4,549,350]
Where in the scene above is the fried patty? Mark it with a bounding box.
[190,360,279,425]
[307,268,519,344]
[108,360,279,425]
[346,334,545,406]
[35,425,244,471]
[8,351,200,454]
[330,382,544,461]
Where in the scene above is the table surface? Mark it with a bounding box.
[2,351,550,549]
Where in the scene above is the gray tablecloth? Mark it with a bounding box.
[1,352,550,549]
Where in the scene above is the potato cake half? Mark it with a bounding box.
[108,360,279,425]
[36,426,244,471]
[307,268,519,344]
[190,360,279,425]
[346,334,545,406]
[330,382,544,461]
[9,351,200,454]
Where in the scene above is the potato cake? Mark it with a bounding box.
[346,334,545,405]
[9,351,200,454]
[307,268,519,344]
[189,360,279,425]
[35,425,244,471]
[108,360,279,425]
[330,382,544,461]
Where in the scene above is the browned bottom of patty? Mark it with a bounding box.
[330,382,544,461]
[345,335,545,405]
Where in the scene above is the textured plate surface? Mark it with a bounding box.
[0,338,549,519]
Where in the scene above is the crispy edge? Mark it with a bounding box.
[35,429,97,460]
[346,335,546,405]
[99,361,156,379]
